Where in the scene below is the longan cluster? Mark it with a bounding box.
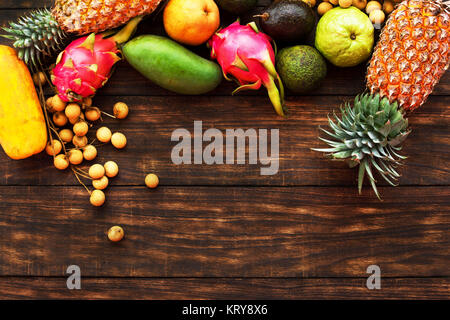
[314,0,394,24]
[44,93,130,207]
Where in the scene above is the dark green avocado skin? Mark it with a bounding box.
[259,0,315,43]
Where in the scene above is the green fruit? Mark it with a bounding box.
[276,45,327,94]
[215,0,258,15]
[123,35,222,95]
[258,0,315,42]
[315,7,374,67]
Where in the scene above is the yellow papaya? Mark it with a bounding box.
[0,45,47,159]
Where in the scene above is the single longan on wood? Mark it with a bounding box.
[89,164,105,180]
[59,129,74,143]
[96,126,112,143]
[113,102,129,119]
[83,145,97,161]
[72,135,88,148]
[145,173,159,189]
[68,149,83,165]
[111,132,127,149]
[45,140,62,156]
[92,176,109,190]
[104,161,119,178]
[54,154,69,170]
[107,226,124,242]
[90,189,105,207]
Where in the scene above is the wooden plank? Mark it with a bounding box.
[0,186,448,277]
[0,95,448,187]
[0,277,448,299]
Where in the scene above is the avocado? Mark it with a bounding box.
[276,45,327,94]
[215,0,258,15]
[258,0,315,42]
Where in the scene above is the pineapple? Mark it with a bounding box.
[315,0,449,198]
[2,0,162,70]
[367,0,449,111]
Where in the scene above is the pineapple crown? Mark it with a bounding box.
[2,8,67,71]
[312,93,411,199]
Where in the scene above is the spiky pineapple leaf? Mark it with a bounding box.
[312,93,410,199]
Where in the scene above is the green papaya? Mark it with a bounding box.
[123,35,222,95]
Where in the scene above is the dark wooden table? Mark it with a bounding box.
[0,0,448,299]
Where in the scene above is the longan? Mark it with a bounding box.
[89,164,105,180]
[145,174,159,189]
[111,132,127,149]
[65,103,81,120]
[83,145,97,161]
[96,127,112,143]
[85,107,101,122]
[104,161,119,178]
[68,149,83,165]
[59,129,74,143]
[318,2,333,15]
[45,139,62,156]
[73,121,89,137]
[72,135,88,148]
[90,189,105,207]
[107,226,124,242]
[113,102,129,119]
[53,111,68,127]
[92,176,109,190]
[54,154,69,170]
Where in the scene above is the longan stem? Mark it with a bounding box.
[101,111,116,119]
[71,166,91,195]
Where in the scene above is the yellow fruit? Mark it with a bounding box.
[93,176,109,190]
[89,164,105,180]
[0,46,47,160]
[369,8,385,24]
[145,173,159,189]
[83,145,97,161]
[90,189,105,207]
[164,0,220,46]
[366,0,382,13]
[65,103,81,119]
[383,0,394,14]
[111,132,127,149]
[104,161,119,178]
[318,2,334,15]
[107,226,124,242]
[59,129,74,143]
[113,102,129,119]
[45,139,62,156]
[367,0,450,111]
[96,127,112,143]
[339,0,352,8]
[68,149,83,165]
[53,0,162,35]
[352,0,368,10]
[54,154,69,170]
[52,95,67,112]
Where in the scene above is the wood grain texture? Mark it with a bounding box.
[0,277,448,299]
[0,186,448,278]
[0,95,448,187]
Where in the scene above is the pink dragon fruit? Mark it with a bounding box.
[208,21,285,117]
[51,17,142,102]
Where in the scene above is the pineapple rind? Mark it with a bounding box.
[367,0,449,111]
[52,0,163,35]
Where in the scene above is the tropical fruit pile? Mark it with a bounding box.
[0,0,448,207]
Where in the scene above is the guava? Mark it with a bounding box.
[315,7,374,67]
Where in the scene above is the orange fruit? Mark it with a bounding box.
[164,0,220,46]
